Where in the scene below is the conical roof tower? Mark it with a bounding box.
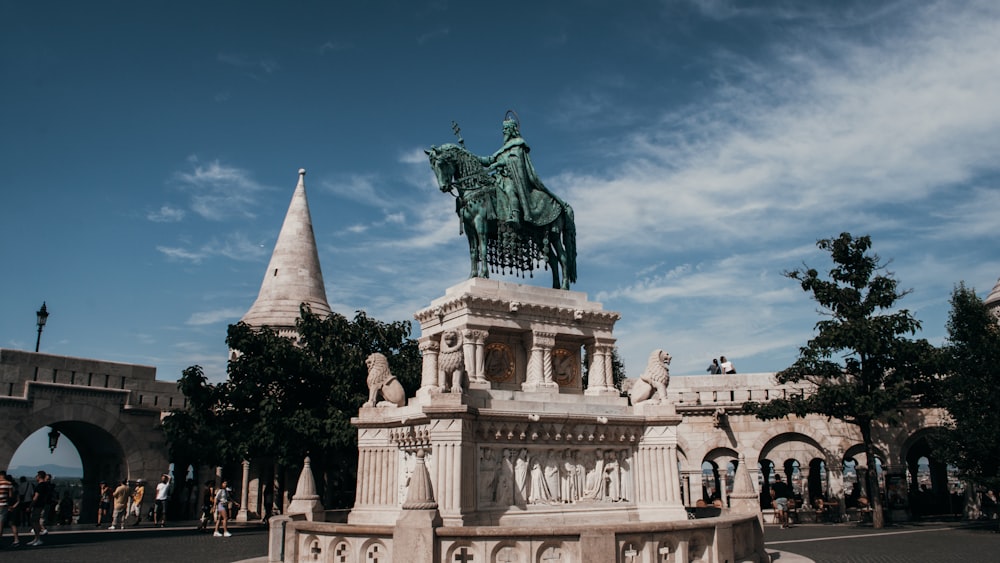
[241,169,332,335]
[985,277,1000,321]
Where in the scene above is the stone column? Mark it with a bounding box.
[417,337,440,397]
[584,340,618,396]
[464,329,489,387]
[717,467,729,507]
[236,459,251,522]
[798,466,811,508]
[684,470,704,505]
[522,331,557,392]
[828,467,845,521]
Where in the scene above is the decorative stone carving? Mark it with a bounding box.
[363,352,406,408]
[627,349,671,406]
[551,348,578,386]
[477,446,634,507]
[484,342,515,383]
[438,330,466,394]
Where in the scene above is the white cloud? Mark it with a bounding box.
[174,159,272,221]
[186,308,246,326]
[147,205,185,223]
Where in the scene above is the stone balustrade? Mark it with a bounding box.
[0,349,184,412]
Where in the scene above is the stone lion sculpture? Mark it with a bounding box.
[363,352,406,407]
[627,349,671,406]
[438,330,466,394]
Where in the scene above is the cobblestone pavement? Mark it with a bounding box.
[765,520,1000,563]
[0,520,268,563]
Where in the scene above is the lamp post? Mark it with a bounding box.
[35,302,49,352]
[48,427,60,454]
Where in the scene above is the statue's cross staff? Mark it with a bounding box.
[451,120,465,147]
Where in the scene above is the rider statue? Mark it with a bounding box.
[476,113,567,228]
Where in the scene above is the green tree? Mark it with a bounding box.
[744,233,933,529]
[165,306,421,508]
[931,283,1000,521]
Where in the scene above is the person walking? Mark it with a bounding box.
[213,479,233,538]
[153,473,172,527]
[198,480,216,532]
[109,479,129,529]
[27,471,53,547]
[0,470,22,548]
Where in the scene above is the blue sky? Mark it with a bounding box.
[3,0,1000,419]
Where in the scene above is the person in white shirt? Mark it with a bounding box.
[153,473,171,527]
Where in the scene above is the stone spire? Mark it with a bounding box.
[986,277,1000,321]
[241,169,332,331]
[286,456,324,521]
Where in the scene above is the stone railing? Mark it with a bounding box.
[665,372,814,413]
[273,512,766,563]
[0,349,184,411]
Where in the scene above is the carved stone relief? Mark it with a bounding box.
[477,446,633,508]
[484,342,515,383]
[551,348,578,386]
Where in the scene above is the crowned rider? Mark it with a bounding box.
[477,113,567,228]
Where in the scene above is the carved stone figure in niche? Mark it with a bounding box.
[438,330,466,393]
[581,449,606,501]
[514,448,529,506]
[543,450,561,503]
[363,352,406,407]
[479,448,498,504]
[604,450,621,501]
[495,449,514,506]
[619,449,633,502]
[573,451,586,502]
[528,454,550,504]
[627,349,671,406]
[560,450,577,503]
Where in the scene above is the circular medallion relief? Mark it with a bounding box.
[552,348,579,386]
[484,343,514,383]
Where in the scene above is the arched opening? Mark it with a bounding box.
[906,437,962,517]
[8,421,128,524]
[8,426,84,524]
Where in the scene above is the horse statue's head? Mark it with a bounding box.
[425,144,461,194]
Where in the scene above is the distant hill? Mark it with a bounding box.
[8,463,83,478]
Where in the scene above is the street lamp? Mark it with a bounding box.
[35,302,49,352]
[48,427,60,454]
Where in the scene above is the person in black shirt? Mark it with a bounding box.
[27,471,53,546]
[770,474,795,528]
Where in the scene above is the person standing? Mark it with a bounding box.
[770,474,795,528]
[27,471,53,547]
[109,479,129,529]
[213,479,233,537]
[130,480,145,526]
[153,473,171,527]
[96,482,111,527]
[0,470,22,548]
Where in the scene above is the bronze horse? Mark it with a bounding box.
[426,143,577,289]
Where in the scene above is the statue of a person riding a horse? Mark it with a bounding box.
[426,111,578,289]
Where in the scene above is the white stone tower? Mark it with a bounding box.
[986,277,1000,321]
[240,168,332,337]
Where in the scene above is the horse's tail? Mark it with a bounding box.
[563,204,577,284]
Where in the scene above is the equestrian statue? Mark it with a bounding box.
[426,112,578,289]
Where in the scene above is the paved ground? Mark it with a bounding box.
[2,518,997,562]
[765,520,1000,563]
[0,520,269,563]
